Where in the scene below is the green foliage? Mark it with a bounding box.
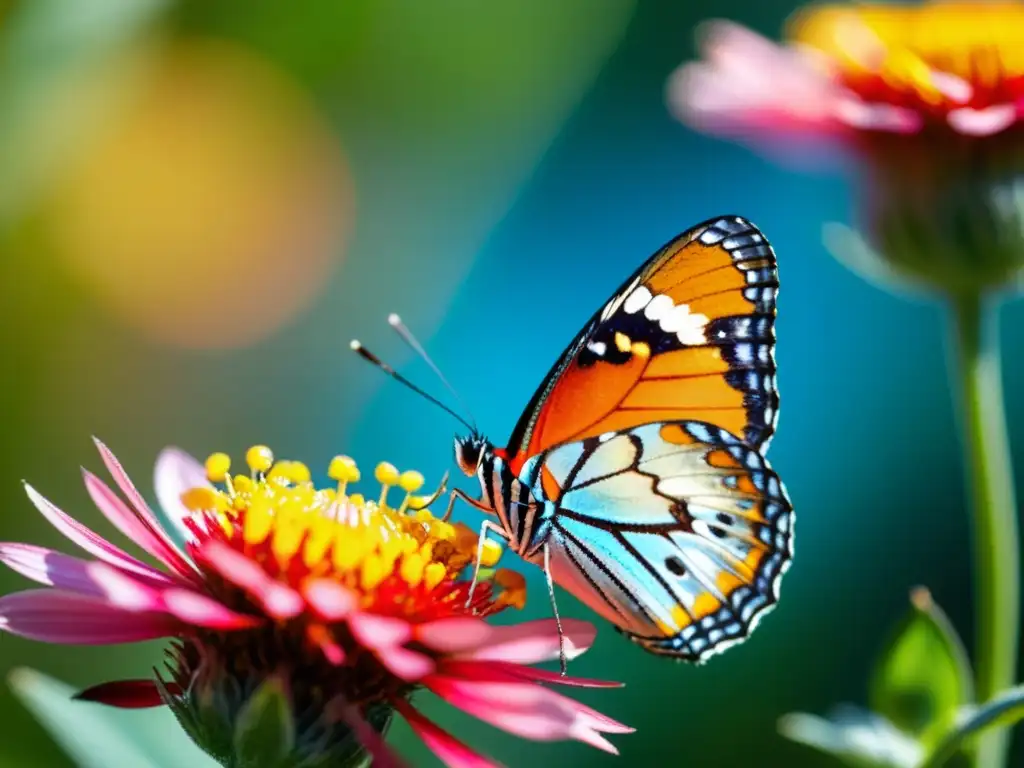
[780,589,1024,768]
[921,686,1024,768]
[8,668,216,768]
[778,708,922,768]
[231,678,295,768]
[869,588,972,747]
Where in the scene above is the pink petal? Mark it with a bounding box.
[302,579,356,620]
[23,483,173,585]
[834,97,921,133]
[455,618,595,664]
[199,541,304,619]
[161,588,262,630]
[669,20,842,137]
[154,447,209,544]
[427,675,629,752]
[377,645,435,682]
[396,700,498,768]
[948,104,1019,136]
[447,659,623,689]
[349,613,412,649]
[82,468,194,580]
[87,563,260,630]
[91,439,195,577]
[461,665,632,734]
[0,543,108,596]
[74,679,175,708]
[415,617,493,653]
[86,563,167,612]
[0,589,179,644]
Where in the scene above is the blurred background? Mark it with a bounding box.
[1,0,1021,766]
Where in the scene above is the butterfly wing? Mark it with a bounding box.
[505,215,779,475]
[518,420,793,661]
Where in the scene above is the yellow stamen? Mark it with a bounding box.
[179,449,520,612]
[360,554,386,591]
[424,562,447,590]
[480,539,504,568]
[180,487,224,513]
[400,553,425,587]
[205,452,231,483]
[328,455,359,497]
[246,445,274,475]
[375,462,399,508]
[397,470,424,514]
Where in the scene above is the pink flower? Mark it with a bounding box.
[668,2,1024,294]
[669,4,1024,152]
[1,441,631,767]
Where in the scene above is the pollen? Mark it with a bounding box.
[185,447,517,617]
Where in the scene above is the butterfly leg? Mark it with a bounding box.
[542,541,568,676]
[442,487,491,522]
[406,471,449,511]
[465,519,509,609]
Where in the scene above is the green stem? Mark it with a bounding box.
[950,292,1020,768]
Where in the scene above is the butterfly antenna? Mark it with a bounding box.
[349,339,476,434]
[387,313,479,434]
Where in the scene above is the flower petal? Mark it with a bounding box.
[82,468,194,579]
[377,646,435,682]
[426,674,629,753]
[91,438,195,577]
[22,482,173,584]
[0,543,109,596]
[396,700,498,768]
[455,618,595,664]
[302,579,356,620]
[162,588,262,630]
[348,612,412,649]
[447,659,623,689]
[669,20,840,136]
[154,447,209,544]
[74,679,174,708]
[87,563,261,630]
[948,104,1018,136]
[198,540,304,619]
[415,617,493,653]
[0,589,179,644]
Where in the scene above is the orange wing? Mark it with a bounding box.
[505,215,779,474]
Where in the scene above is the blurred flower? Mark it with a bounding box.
[49,38,352,349]
[0,442,630,767]
[669,2,1024,293]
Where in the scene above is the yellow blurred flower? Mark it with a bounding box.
[50,39,353,348]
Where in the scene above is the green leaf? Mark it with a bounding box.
[232,677,296,768]
[779,706,923,768]
[869,588,973,746]
[8,668,217,768]
[920,685,1024,768]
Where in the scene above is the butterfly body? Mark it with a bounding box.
[450,215,794,663]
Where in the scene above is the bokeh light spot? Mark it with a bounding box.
[51,38,353,349]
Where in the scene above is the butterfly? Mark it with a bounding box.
[354,215,793,667]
